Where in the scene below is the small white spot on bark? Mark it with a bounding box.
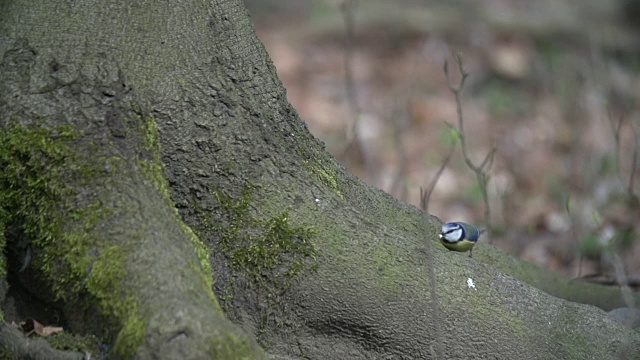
[467,278,476,289]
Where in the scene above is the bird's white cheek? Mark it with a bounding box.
[448,229,462,241]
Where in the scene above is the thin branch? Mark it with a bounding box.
[389,107,409,201]
[338,0,377,182]
[340,0,359,141]
[444,52,496,244]
[420,143,456,212]
[418,110,456,360]
[609,252,635,309]
[628,121,638,196]
[607,109,626,191]
[577,273,640,288]
[606,109,638,200]
[339,0,361,150]
[419,203,444,360]
[565,196,583,278]
[420,202,444,360]
[480,146,497,171]
[419,146,453,360]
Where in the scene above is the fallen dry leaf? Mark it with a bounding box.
[37,324,64,337]
[20,318,64,337]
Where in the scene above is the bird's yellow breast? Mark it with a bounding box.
[441,239,476,252]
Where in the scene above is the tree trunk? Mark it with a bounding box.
[0,1,638,359]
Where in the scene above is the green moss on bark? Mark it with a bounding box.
[0,347,13,360]
[215,186,316,284]
[0,224,5,279]
[135,109,215,296]
[303,159,343,199]
[210,333,257,359]
[113,300,146,359]
[0,121,145,358]
[47,332,102,354]
[0,221,6,322]
[196,185,317,329]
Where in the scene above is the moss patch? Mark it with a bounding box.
[228,211,317,279]
[210,332,256,359]
[47,332,102,354]
[303,159,343,199]
[0,120,144,358]
[0,120,83,298]
[0,220,6,322]
[133,108,215,296]
[114,301,146,359]
[371,246,407,289]
[0,347,14,360]
[196,185,317,324]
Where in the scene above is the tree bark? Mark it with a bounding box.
[0,1,638,359]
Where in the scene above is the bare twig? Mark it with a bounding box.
[444,52,496,244]
[577,273,640,288]
[420,143,456,212]
[418,144,455,360]
[340,0,359,142]
[420,151,455,359]
[564,196,584,278]
[628,121,638,196]
[338,0,377,183]
[421,142,454,360]
[607,109,627,191]
[389,107,409,201]
[390,39,436,201]
[420,189,444,360]
[609,252,635,308]
[606,108,638,201]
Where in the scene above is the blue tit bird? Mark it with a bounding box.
[439,222,481,258]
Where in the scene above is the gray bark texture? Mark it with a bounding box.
[0,0,638,359]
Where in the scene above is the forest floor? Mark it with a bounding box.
[247,0,640,286]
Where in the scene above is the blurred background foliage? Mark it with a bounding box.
[243,0,640,284]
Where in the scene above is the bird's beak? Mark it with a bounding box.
[438,233,443,239]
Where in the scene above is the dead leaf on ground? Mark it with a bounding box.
[20,317,64,337]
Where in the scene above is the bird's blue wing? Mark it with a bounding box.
[461,223,480,242]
